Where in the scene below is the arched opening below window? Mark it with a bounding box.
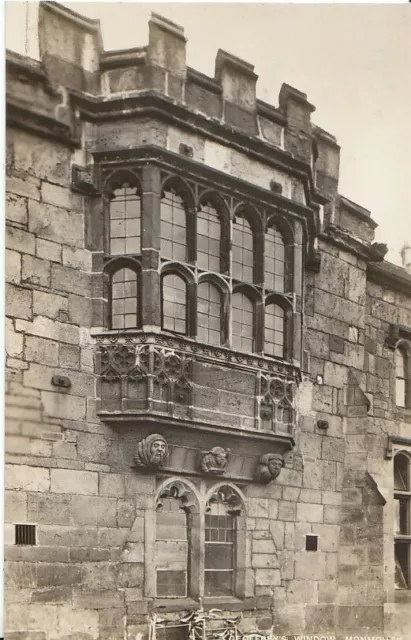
[111,268,138,329]
[109,184,141,256]
[162,274,187,335]
[160,191,187,263]
[265,226,285,292]
[265,304,285,359]
[232,215,253,283]
[197,282,222,346]
[232,292,254,352]
[197,204,221,273]
[396,347,407,408]
[155,491,190,598]
[204,491,237,597]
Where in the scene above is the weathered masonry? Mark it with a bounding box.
[5,3,411,639]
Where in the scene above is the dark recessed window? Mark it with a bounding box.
[305,535,318,552]
[15,524,36,546]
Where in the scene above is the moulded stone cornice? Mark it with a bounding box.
[321,223,388,263]
[367,261,411,296]
[6,101,80,148]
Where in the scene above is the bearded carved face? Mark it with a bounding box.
[150,439,167,464]
[134,434,169,469]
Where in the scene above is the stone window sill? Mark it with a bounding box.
[152,598,201,612]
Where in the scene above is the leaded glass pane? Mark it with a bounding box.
[265,226,285,292]
[111,268,138,329]
[265,304,285,358]
[232,292,254,352]
[161,191,187,262]
[162,274,187,334]
[109,184,141,256]
[232,215,253,283]
[197,282,222,346]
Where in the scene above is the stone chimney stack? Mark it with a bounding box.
[401,243,411,274]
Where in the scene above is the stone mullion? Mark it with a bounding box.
[141,165,161,328]
[291,220,303,366]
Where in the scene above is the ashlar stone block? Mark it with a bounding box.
[50,468,98,495]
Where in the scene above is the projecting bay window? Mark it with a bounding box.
[394,452,411,589]
[101,168,299,364]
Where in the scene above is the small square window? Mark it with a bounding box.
[15,524,36,546]
[306,534,318,551]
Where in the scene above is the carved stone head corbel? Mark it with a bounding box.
[134,433,169,470]
[199,446,229,475]
[255,452,284,484]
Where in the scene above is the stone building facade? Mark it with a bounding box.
[5,3,411,639]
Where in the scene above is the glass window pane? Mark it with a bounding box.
[162,274,187,334]
[395,541,410,589]
[160,191,187,262]
[232,215,253,283]
[197,204,221,273]
[232,292,254,352]
[265,225,285,292]
[111,268,138,329]
[394,455,409,491]
[109,182,141,255]
[265,304,284,358]
[197,282,222,346]
[396,379,406,408]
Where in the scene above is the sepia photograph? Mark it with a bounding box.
[4,2,411,639]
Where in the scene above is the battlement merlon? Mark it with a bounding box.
[7,1,381,248]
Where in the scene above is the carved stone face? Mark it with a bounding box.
[214,448,227,468]
[268,456,283,478]
[150,439,167,464]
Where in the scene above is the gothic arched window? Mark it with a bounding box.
[109,181,141,256]
[197,204,221,273]
[232,214,254,283]
[160,191,187,263]
[155,488,191,598]
[265,225,286,293]
[111,267,139,329]
[232,291,254,352]
[204,487,244,598]
[162,273,187,335]
[265,302,285,359]
[197,281,223,346]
